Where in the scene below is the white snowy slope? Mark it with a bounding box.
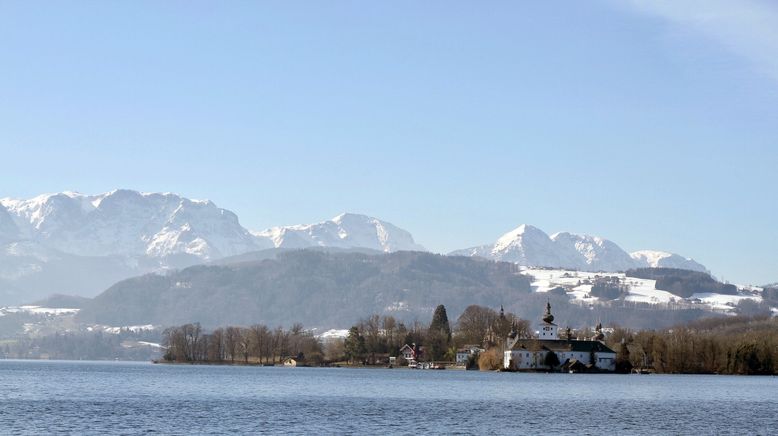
[551,232,637,272]
[252,213,425,252]
[522,267,767,314]
[630,250,708,273]
[451,224,708,273]
[523,267,678,305]
[450,224,581,269]
[0,190,260,261]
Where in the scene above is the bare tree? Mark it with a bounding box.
[249,324,269,363]
[208,328,225,362]
[456,305,498,345]
[239,327,251,363]
[224,326,241,363]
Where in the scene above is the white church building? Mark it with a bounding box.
[503,302,616,372]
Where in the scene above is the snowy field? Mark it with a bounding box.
[520,267,770,314]
[0,305,80,316]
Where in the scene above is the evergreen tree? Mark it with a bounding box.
[429,304,452,341]
[428,305,452,361]
[615,341,633,373]
[344,326,366,364]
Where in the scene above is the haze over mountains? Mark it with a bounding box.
[0,190,422,303]
[76,251,723,330]
[1,189,707,305]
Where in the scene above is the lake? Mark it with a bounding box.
[1,360,777,435]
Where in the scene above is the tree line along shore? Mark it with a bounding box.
[160,304,778,375]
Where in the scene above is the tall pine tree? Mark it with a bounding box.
[429,304,451,341]
[344,326,366,364]
[428,305,452,361]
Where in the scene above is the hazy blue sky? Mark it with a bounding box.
[1,1,776,284]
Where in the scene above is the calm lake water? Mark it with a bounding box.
[1,360,777,435]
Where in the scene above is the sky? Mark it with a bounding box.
[1,1,776,284]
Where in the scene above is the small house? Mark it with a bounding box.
[455,345,483,366]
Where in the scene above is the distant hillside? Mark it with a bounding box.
[76,250,727,331]
[210,246,385,266]
[626,268,737,298]
[78,251,532,328]
[30,294,90,308]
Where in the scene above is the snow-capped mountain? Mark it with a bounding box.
[0,190,259,261]
[252,213,425,252]
[452,225,580,269]
[451,224,707,273]
[0,190,715,306]
[629,250,707,272]
[0,190,425,304]
[551,232,639,272]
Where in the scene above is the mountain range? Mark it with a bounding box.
[0,190,423,304]
[1,189,706,305]
[450,224,707,273]
[75,251,722,330]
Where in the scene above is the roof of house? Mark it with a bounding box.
[509,339,616,354]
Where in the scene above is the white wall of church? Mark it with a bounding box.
[503,348,616,371]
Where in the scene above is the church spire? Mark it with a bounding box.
[594,321,605,341]
[538,300,558,340]
[542,300,554,324]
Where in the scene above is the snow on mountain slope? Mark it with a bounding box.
[451,224,580,269]
[551,232,636,272]
[630,250,707,273]
[522,267,765,314]
[252,213,425,252]
[0,206,20,243]
[145,198,262,259]
[493,224,579,267]
[690,293,762,312]
[524,267,677,305]
[1,190,260,261]
[451,224,708,273]
[0,192,427,304]
[448,244,493,258]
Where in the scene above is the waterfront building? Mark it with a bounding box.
[455,345,484,366]
[503,302,616,371]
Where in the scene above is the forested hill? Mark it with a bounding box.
[77,251,533,328]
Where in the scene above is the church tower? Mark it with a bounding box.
[539,301,558,340]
